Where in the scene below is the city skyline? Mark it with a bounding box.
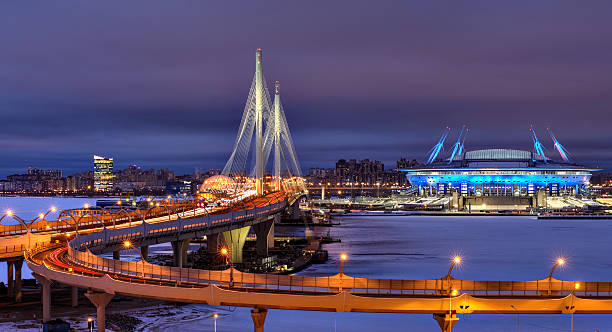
[2,2,612,176]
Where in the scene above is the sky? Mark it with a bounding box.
[1,1,611,177]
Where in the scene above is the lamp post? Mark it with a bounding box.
[221,247,233,287]
[87,317,93,332]
[213,313,219,332]
[123,241,146,261]
[447,256,461,277]
[548,258,565,279]
[548,258,565,295]
[37,206,58,221]
[0,210,13,223]
[449,289,457,315]
[339,253,347,292]
[445,256,461,314]
[123,240,146,277]
[570,282,579,332]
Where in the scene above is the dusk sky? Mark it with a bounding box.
[1,1,611,177]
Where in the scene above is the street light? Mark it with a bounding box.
[339,253,348,275]
[87,317,93,332]
[124,240,147,277]
[0,210,13,223]
[38,207,58,222]
[449,289,458,315]
[213,313,219,332]
[570,282,580,332]
[548,258,565,279]
[547,258,565,296]
[447,256,461,277]
[339,253,348,292]
[220,247,234,287]
[123,240,146,262]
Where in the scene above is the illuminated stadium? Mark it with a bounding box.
[402,128,599,198]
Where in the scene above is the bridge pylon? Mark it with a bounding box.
[222,49,302,194]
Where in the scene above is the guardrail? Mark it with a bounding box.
[0,200,200,236]
[70,193,287,253]
[63,244,612,297]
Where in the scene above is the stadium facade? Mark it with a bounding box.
[402,128,599,200]
[403,148,597,197]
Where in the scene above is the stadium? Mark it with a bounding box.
[402,128,601,210]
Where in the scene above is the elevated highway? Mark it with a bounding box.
[20,190,612,332]
[28,241,612,332]
[1,190,291,303]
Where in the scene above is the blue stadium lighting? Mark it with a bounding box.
[548,129,570,163]
[427,127,450,165]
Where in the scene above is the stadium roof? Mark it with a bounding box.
[464,149,536,161]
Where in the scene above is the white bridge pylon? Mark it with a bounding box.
[222,49,302,194]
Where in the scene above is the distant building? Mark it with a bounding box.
[306,158,409,188]
[2,167,64,193]
[166,181,194,195]
[93,155,114,192]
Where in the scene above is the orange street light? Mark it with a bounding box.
[549,258,565,279]
[220,247,234,287]
[123,240,146,262]
[447,256,462,277]
[213,313,219,332]
[339,253,348,275]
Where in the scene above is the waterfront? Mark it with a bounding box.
[4,196,612,331]
[161,214,612,331]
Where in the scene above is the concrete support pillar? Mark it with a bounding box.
[250,308,267,332]
[171,239,190,268]
[433,313,459,332]
[85,291,114,332]
[253,219,274,257]
[206,233,220,254]
[71,286,78,307]
[140,246,149,260]
[222,225,250,264]
[13,259,22,303]
[113,250,120,260]
[6,261,13,298]
[33,273,51,322]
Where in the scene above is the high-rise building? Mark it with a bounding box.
[93,155,114,192]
